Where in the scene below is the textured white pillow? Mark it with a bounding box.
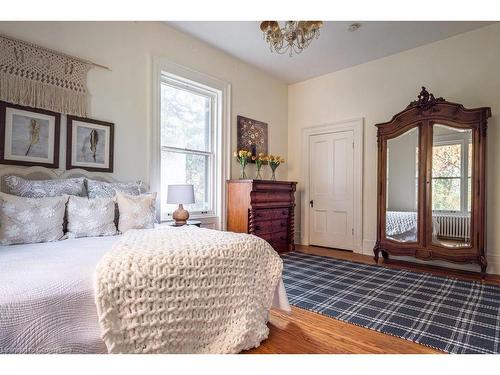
[4,175,85,198]
[66,196,118,238]
[86,179,147,199]
[0,192,68,245]
[116,192,157,233]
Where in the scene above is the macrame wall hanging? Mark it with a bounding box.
[0,34,109,117]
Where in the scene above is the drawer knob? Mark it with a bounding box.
[255,225,261,231]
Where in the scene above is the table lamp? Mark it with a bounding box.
[167,184,195,226]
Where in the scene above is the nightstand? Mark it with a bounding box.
[163,220,202,227]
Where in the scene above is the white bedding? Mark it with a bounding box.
[0,232,290,354]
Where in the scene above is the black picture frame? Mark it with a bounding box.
[0,101,61,169]
[66,115,114,173]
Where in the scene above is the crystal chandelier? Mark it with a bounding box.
[260,21,323,57]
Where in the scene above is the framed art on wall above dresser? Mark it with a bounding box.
[227,179,297,253]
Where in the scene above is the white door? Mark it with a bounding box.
[309,131,354,250]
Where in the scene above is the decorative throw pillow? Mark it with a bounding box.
[86,179,147,199]
[116,192,157,233]
[0,192,68,245]
[66,196,118,238]
[4,175,85,198]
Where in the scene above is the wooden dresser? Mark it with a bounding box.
[226,179,297,253]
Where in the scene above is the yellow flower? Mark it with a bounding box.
[233,151,238,157]
[251,156,256,161]
[258,152,264,157]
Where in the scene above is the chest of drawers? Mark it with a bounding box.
[226,179,297,253]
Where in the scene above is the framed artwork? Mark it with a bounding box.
[237,115,268,162]
[66,115,114,173]
[0,101,60,168]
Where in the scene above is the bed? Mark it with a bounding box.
[0,167,290,354]
[386,210,439,242]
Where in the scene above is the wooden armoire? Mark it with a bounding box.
[374,87,491,276]
[226,179,297,253]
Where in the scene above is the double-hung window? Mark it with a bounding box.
[160,73,218,221]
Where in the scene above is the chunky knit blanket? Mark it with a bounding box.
[94,226,283,354]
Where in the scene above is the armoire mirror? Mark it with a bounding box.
[386,127,419,243]
[431,124,472,249]
[374,87,491,276]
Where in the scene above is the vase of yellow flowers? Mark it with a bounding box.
[267,155,285,181]
[252,153,266,180]
[234,150,252,179]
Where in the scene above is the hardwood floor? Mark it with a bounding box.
[245,245,500,354]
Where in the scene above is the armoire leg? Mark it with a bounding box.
[373,244,380,264]
[479,255,488,280]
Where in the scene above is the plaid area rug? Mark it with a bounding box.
[281,252,500,354]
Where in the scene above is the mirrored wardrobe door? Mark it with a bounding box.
[430,124,472,248]
[385,127,419,243]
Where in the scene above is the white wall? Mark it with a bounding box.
[288,23,500,274]
[0,21,288,183]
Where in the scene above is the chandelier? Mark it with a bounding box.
[260,21,323,57]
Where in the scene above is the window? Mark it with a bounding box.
[160,74,219,220]
[431,140,472,212]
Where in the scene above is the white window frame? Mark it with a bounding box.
[151,58,231,230]
[160,75,217,218]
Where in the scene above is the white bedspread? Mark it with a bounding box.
[0,230,290,354]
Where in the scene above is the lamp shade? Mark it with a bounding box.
[167,184,195,204]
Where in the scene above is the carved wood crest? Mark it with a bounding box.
[407,86,445,114]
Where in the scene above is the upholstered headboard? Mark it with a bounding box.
[0,166,118,193]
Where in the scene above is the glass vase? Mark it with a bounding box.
[270,167,277,181]
[255,167,262,180]
[239,163,247,179]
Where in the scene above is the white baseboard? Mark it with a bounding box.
[363,239,376,255]
[294,230,301,244]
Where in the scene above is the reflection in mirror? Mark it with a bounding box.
[432,124,472,248]
[386,127,419,242]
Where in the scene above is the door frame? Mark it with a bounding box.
[301,118,364,253]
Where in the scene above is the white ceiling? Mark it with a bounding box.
[167,21,493,84]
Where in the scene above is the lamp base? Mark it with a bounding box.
[172,204,190,226]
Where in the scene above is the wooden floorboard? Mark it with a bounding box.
[245,245,500,354]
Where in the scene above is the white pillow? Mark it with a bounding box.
[116,192,157,233]
[0,192,68,245]
[4,175,85,198]
[86,179,146,199]
[66,196,118,238]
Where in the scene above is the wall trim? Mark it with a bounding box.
[300,118,364,253]
[150,57,231,230]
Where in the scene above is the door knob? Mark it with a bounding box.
[309,200,314,208]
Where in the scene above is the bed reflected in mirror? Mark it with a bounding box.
[385,127,419,242]
[431,124,472,248]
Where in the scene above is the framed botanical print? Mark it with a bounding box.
[66,116,114,173]
[0,101,60,168]
[237,115,268,163]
